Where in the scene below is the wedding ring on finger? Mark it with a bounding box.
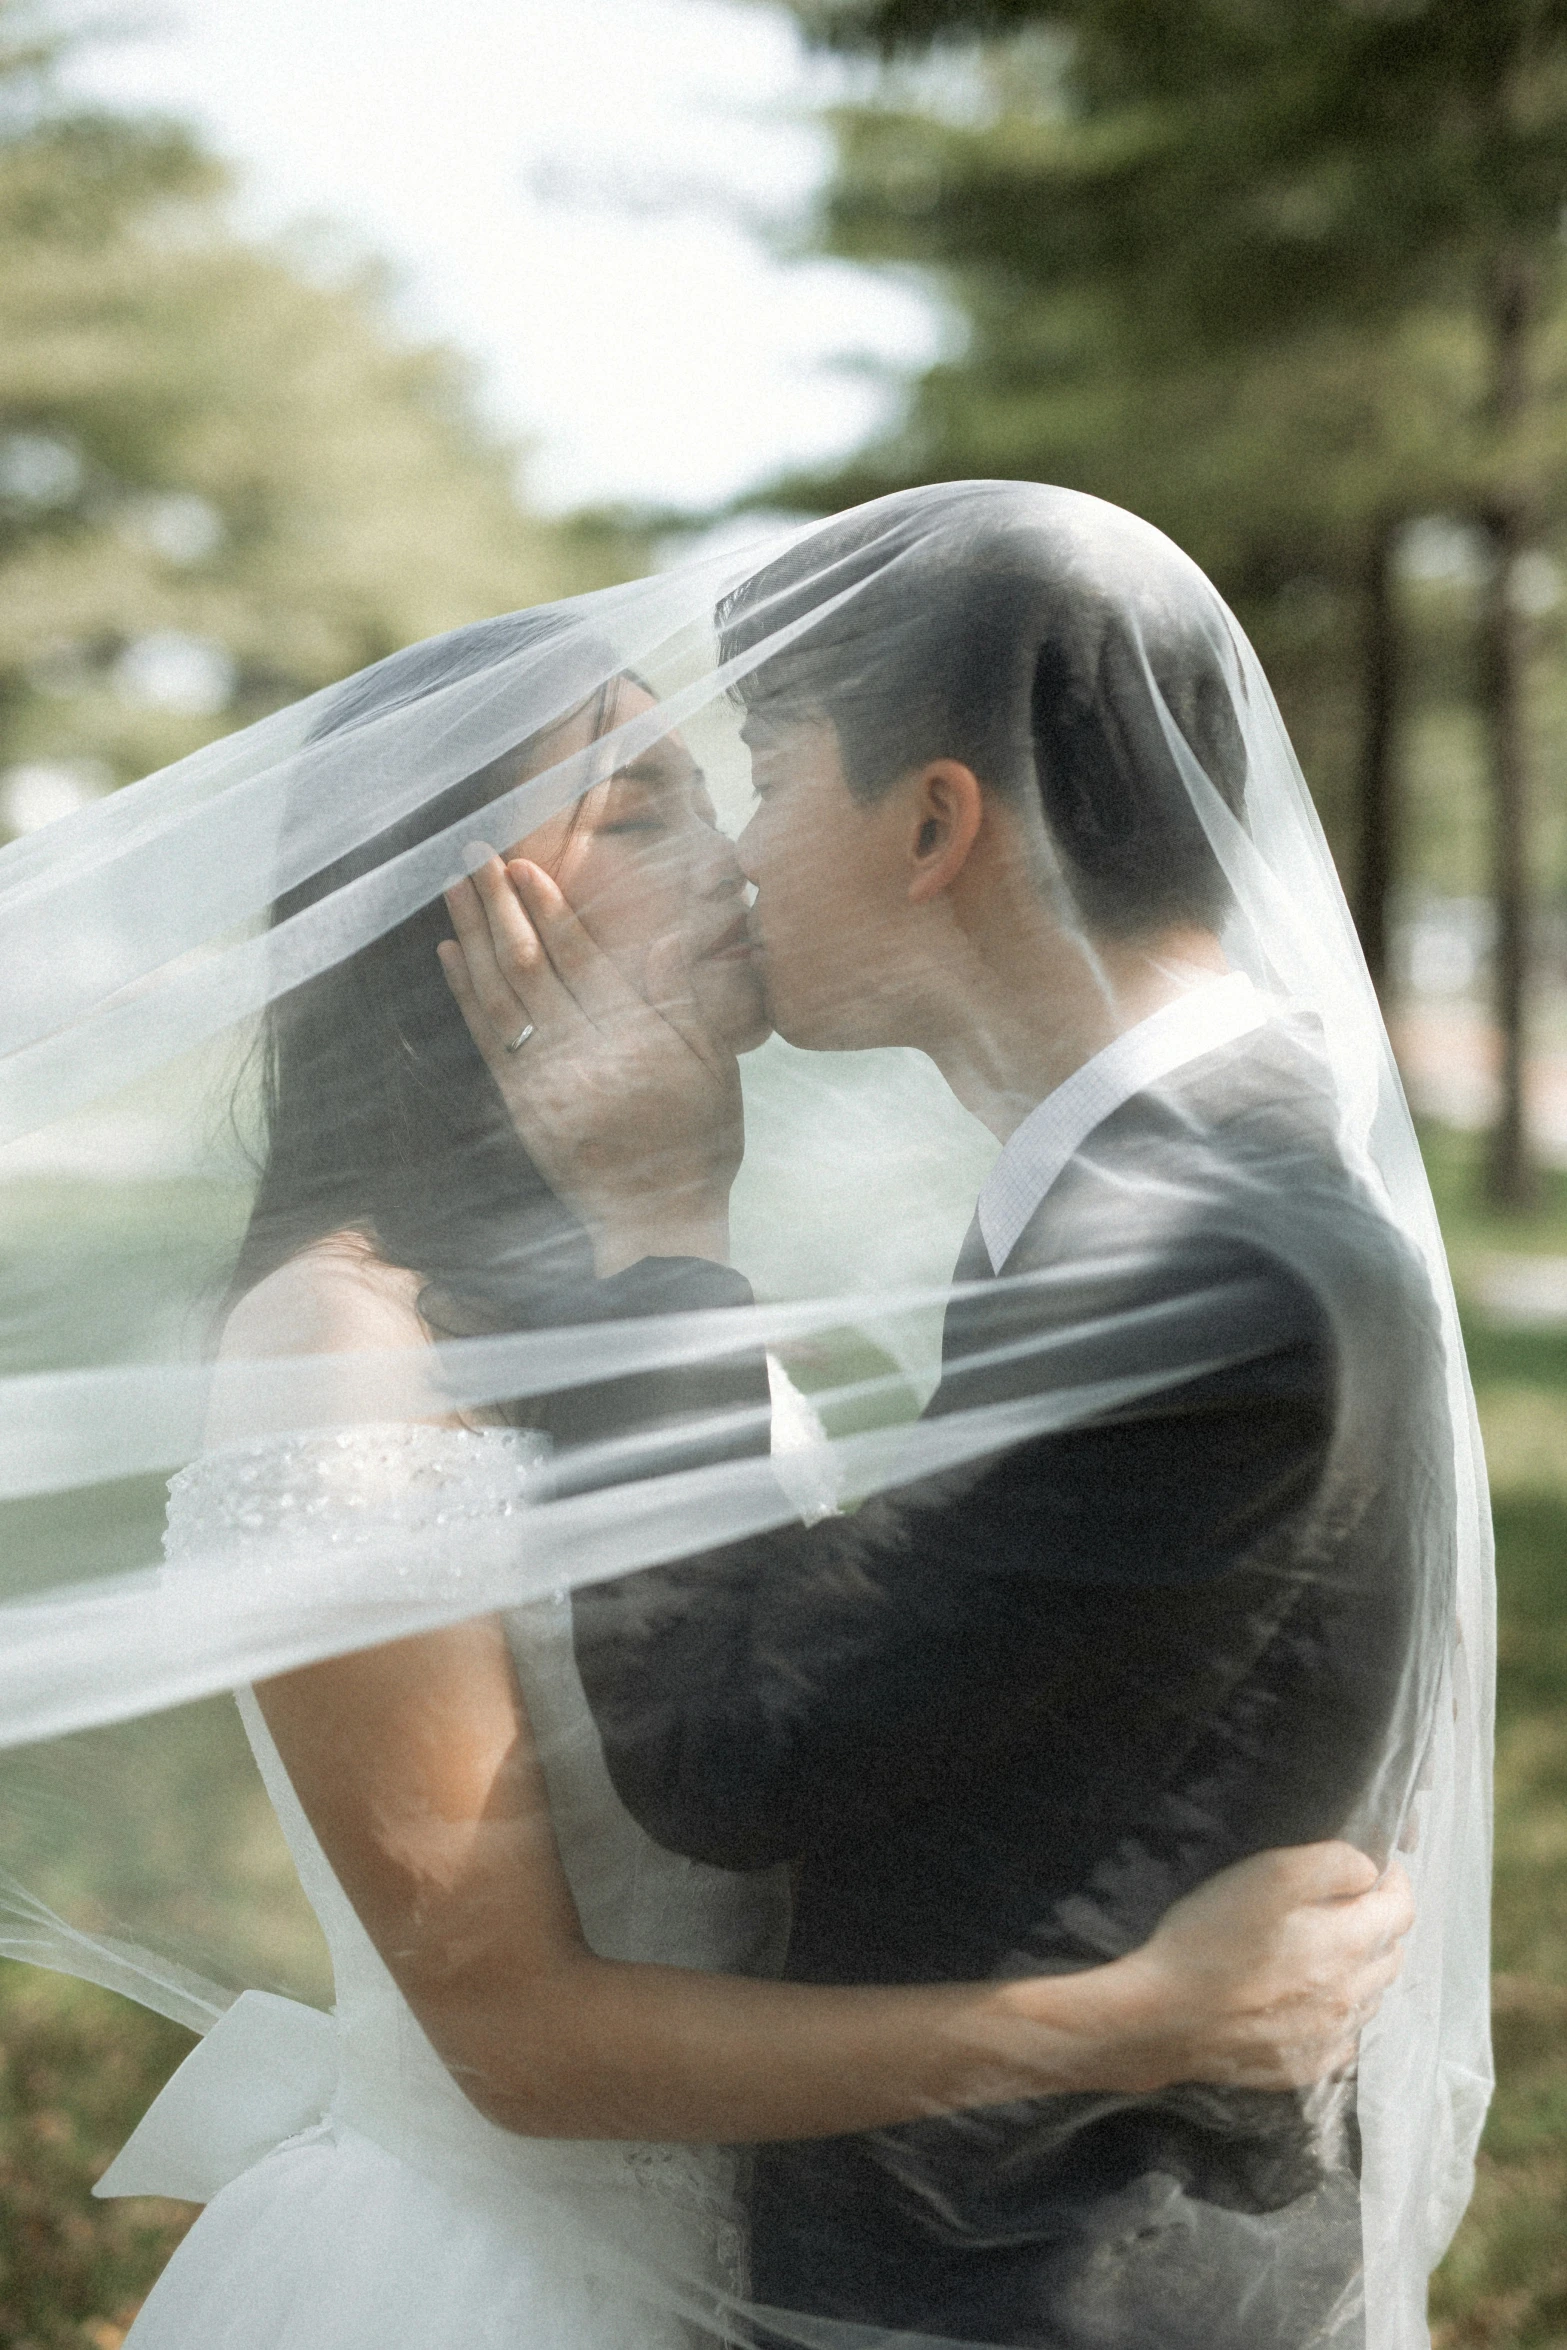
[503,1022,536,1055]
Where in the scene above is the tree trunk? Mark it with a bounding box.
[1480,498,1535,1208]
[1481,250,1538,1212]
[1354,516,1400,1001]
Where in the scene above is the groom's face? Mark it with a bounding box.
[736,711,917,1051]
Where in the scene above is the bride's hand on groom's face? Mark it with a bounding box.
[438,853,744,1276]
[1102,1840,1415,2095]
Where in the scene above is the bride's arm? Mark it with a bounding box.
[225,1249,1410,2146]
[256,1613,1407,2145]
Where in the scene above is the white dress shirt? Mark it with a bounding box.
[975,971,1272,1274]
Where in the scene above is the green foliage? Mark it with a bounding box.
[765,2,1567,909]
[803,0,1567,312]
[802,6,1567,596]
[0,0,643,810]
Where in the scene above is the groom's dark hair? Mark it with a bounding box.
[717,483,1248,941]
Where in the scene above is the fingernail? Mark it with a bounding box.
[461,840,495,874]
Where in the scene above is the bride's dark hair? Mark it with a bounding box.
[226,612,608,1339]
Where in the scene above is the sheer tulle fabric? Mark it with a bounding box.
[0,483,1489,2350]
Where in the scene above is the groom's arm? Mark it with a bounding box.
[573,1305,1336,1873]
[515,1255,774,1492]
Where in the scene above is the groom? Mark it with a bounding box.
[571,487,1448,2350]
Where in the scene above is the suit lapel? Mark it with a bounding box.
[930,1210,1000,1410]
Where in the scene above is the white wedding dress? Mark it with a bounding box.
[100,1423,796,2350]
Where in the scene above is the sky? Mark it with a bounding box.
[64,0,946,513]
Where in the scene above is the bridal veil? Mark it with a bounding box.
[0,482,1491,2348]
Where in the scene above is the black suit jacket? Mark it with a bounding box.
[572,1024,1452,2349]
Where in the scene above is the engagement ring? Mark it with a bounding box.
[503,1022,536,1054]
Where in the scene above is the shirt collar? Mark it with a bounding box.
[975,971,1272,1274]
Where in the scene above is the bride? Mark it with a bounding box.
[93,607,1416,2350]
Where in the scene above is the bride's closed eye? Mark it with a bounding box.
[594,773,672,838]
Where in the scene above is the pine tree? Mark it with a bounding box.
[785,0,1567,1202]
[0,0,638,813]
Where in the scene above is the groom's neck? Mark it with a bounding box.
[922,918,1228,1146]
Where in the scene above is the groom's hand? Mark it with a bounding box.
[1107,1841,1415,2094]
[439,853,743,1276]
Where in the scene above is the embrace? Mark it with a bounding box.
[34,485,1481,2350]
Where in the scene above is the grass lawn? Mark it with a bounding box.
[1421,1127,1567,2350]
[1,1125,1565,2346]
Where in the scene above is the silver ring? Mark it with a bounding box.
[503,1022,536,1055]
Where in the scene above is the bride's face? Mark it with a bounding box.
[505,680,769,1055]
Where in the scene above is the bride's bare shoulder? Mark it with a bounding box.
[218,1232,428,1362]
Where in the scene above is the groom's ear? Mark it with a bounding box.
[905,761,985,904]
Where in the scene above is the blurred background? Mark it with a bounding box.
[2,0,1566,2342]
